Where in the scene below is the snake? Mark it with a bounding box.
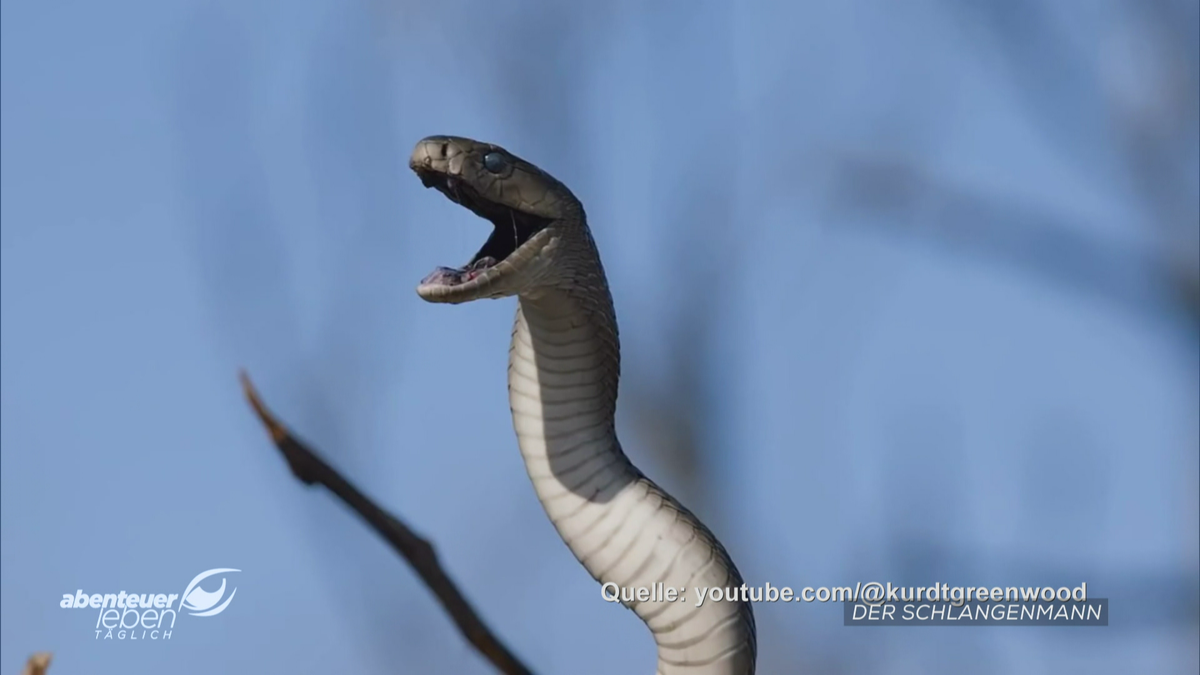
[409,135,757,675]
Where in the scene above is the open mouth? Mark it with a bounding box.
[415,167,549,287]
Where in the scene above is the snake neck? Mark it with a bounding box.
[508,288,757,675]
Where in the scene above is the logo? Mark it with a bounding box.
[179,568,239,617]
[60,568,240,641]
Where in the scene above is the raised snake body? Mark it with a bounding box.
[410,135,756,675]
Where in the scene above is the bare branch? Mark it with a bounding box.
[239,371,535,675]
[20,653,51,675]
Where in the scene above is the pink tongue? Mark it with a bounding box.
[419,267,465,286]
[419,257,498,287]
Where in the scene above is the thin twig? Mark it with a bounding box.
[239,370,535,675]
[20,653,51,675]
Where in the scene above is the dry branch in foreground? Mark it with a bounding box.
[20,653,51,675]
[239,371,534,675]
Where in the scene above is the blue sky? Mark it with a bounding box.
[3,1,1196,674]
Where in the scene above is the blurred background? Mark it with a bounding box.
[2,0,1197,673]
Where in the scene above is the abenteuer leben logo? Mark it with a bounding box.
[60,568,240,641]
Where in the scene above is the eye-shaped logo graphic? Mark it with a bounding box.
[180,568,240,617]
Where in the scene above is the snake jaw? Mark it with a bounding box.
[415,167,444,190]
[410,135,589,305]
[410,141,557,303]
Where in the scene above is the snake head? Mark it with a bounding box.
[410,135,583,304]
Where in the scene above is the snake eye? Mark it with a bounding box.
[483,152,507,173]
